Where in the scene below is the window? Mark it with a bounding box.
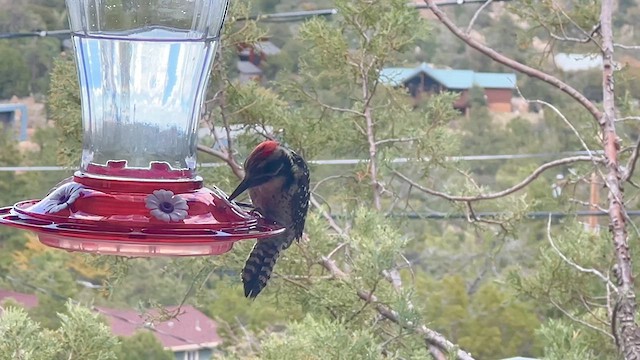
[185,351,199,360]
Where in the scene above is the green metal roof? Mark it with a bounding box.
[379,62,516,90]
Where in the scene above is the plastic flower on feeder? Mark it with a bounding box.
[145,190,189,222]
[41,183,84,214]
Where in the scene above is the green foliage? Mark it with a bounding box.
[418,274,541,358]
[0,42,30,99]
[0,302,118,360]
[7,238,79,329]
[0,307,60,360]
[0,0,66,96]
[261,316,385,360]
[537,319,614,360]
[203,276,298,330]
[468,86,486,107]
[508,219,618,357]
[4,0,634,358]
[47,55,83,166]
[57,302,119,360]
[113,331,173,360]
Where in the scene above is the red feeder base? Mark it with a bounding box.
[0,164,284,257]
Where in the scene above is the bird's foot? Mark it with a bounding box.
[233,201,255,209]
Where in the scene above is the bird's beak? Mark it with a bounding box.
[228,177,253,201]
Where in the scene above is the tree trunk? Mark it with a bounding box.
[600,0,640,357]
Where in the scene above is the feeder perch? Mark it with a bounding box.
[0,0,285,257]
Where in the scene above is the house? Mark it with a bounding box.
[236,37,281,83]
[379,63,517,113]
[0,290,222,360]
[237,60,264,84]
[0,290,39,308]
[97,306,222,360]
[0,103,28,141]
[237,37,281,67]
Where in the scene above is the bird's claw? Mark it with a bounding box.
[229,200,265,218]
[251,209,265,218]
[233,201,254,209]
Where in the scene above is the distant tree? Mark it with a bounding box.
[468,85,486,107]
[48,54,83,166]
[113,331,174,360]
[0,42,30,99]
[0,302,119,360]
[425,0,640,357]
[25,0,640,360]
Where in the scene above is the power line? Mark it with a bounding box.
[0,150,602,172]
[383,210,639,220]
[0,1,513,40]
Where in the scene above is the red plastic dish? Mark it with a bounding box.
[0,166,284,257]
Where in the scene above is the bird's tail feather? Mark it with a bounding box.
[242,240,284,298]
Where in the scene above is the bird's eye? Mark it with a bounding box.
[262,161,283,176]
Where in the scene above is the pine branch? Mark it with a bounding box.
[320,256,474,360]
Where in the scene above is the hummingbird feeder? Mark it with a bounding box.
[0,0,285,257]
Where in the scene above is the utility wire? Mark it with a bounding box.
[0,0,513,39]
[383,210,638,220]
[0,150,603,172]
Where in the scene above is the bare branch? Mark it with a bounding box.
[298,87,366,118]
[327,242,347,260]
[550,299,615,341]
[616,116,640,122]
[464,201,509,230]
[623,138,640,182]
[310,195,348,237]
[382,268,404,294]
[197,144,245,179]
[312,175,354,193]
[423,0,602,121]
[362,65,382,211]
[548,32,591,44]
[466,0,493,34]
[320,256,475,360]
[556,8,602,50]
[393,156,600,202]
[568,198,609,213]
[614,43,640,50]
[374,137,418,146]
[546,215,617,291]
[520,94,594,156]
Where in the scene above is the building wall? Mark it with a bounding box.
[452,90,469,110]
[485,88,513,113]
[402,79,514,113]
[488,102,512,113]
[174,348,214,360]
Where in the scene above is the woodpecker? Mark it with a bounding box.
[228,140,310,298]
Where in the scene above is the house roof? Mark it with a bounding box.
[0,290,221,351]
[0,290,39,309]
[0,103,27,112]
[255,40,281,56]
[95,305,222,351]
[237,60,262,75]
[379,62,516,90]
